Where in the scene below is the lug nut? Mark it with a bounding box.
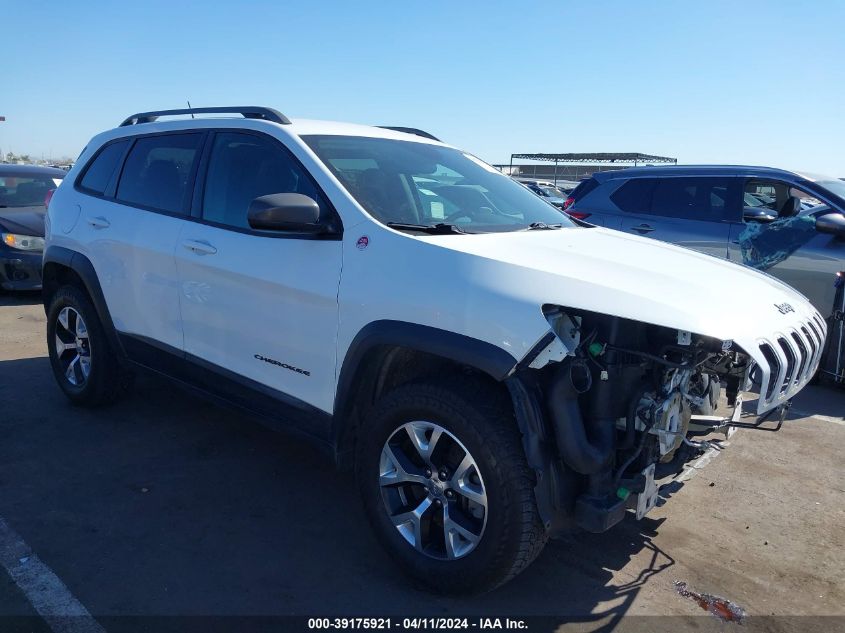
[424,468,432,478]
[439,469,448,480]
[445,490,455,499]
[434,499,442,506]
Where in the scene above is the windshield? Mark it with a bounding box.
[539,186,567,199]
[0,174,62,208]
[303,135,573,233]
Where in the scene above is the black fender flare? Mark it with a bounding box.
[331,320,518,453]
[332,320,574,534]
[42,245,126,360]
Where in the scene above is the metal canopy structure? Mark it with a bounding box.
[510,152,677,165]
[507,152,677,185]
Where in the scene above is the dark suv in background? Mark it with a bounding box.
[566,165,845,383]
[566,166,845,315]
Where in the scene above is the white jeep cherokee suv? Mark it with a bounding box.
[44,106,826,593]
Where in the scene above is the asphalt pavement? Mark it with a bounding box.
[1,291,843,632]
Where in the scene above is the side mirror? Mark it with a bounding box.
[743,206,777,223]
[247,193,325,233]
[815,212,845,238]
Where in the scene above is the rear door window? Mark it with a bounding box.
[610,179,656,213]
[78,140,130,195]
[648,177,739,222]
[116,133,203,214]
[0,174,62,207]
[568,177,599,205]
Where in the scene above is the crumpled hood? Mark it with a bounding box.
[422,225,822,345]
[0,207,46,237]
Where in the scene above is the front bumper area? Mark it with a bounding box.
[0,250,43,290]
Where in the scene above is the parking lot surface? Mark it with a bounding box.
[1,291,843,631]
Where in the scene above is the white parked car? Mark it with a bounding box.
[44,107,826,593]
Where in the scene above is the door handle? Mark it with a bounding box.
[182,240,218,255]
[86,216,110,229]
[632,224,655,234]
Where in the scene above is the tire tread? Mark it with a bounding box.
[358,375,547,593]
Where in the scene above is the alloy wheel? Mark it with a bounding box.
[54,307,91,386]
[379,421,488,559]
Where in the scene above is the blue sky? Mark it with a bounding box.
[4,1,845,174]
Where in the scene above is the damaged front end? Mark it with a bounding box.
[508,304,827,536]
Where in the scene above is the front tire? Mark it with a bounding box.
[46,285,132,406]
[356,379,547,594]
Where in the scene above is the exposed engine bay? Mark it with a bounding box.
[517,305,771,535]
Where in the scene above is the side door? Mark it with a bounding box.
[174,130,343,418]
[619,176,740,258]
[73,132,204,351]
[728,179,843,314]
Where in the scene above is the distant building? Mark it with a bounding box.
[496,152,678,183]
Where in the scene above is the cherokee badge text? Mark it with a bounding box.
[254,354,311,376]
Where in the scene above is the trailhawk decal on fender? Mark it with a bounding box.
[254,354,311,376]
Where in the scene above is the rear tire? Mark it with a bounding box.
[46,285,133,406]
[356,379,547,594]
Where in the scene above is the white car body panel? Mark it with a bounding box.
[47,115,826,417]
[337,222,825,414]
[49,193,186,350]
[174,221,343,412]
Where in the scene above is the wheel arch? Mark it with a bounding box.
[332,320,518,469]
[42,245,126,361]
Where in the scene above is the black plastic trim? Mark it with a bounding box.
[330,320,519,470]
[505,373,575,535]
[42,246,127,360]
[120,106,290,127]
[377,126,441,142]
[333,320,518,424]
[118,333,333,444]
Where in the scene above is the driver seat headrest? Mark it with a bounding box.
[780,196,802,218]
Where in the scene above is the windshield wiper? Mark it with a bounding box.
[525,222,564,230]
[386,222,470,235]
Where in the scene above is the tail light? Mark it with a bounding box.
[563,195,590,220]
[44,189,55,209]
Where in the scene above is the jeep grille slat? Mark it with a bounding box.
[790,330,809,384]
[777,336,798,392]
[755,314,827,413]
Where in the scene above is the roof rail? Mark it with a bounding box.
[119,106,291,127]
[378,126,440,142]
